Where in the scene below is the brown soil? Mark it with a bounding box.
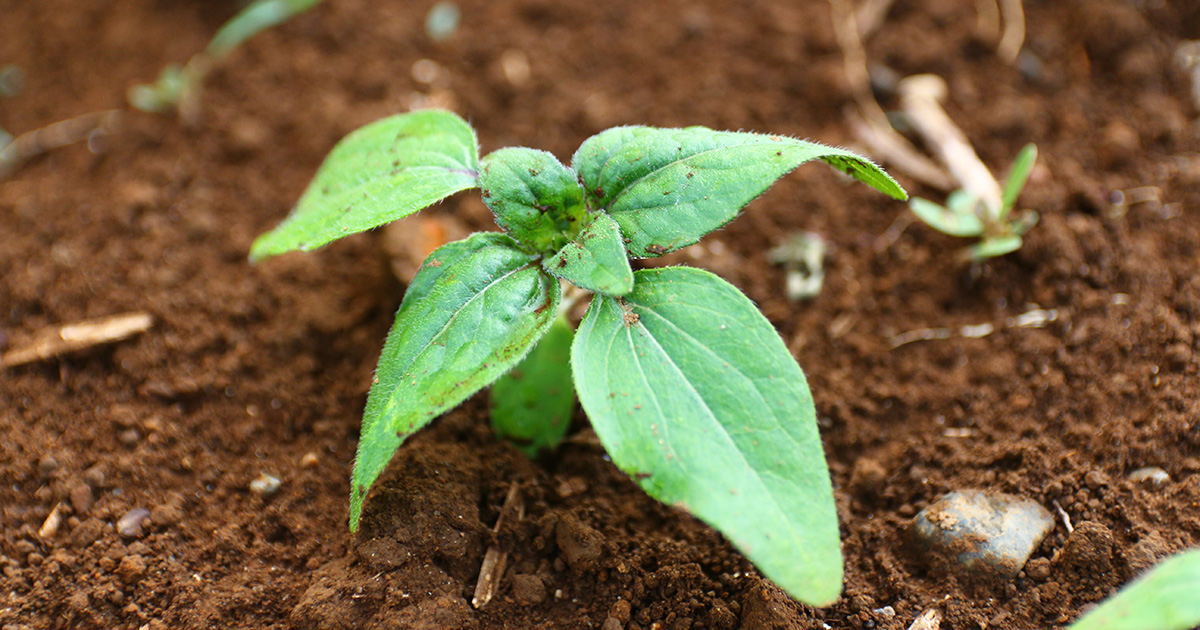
[3,1,1199,629]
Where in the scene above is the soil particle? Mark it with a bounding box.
[555,514,606,571]
[511,573,547,605]
[1123,532,1173,575]
[116,553,147,583]
[1056,521,1118,590]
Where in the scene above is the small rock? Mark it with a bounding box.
[1057,521,1115,575]
[601,618,623,630]
[249,473,282,496]
[117,508,151,539]
[511,573,546,605]
[911,490,1054,577]
[38,455,59,476]
[117,429,140,446]
[1127,466,1171,488]
[83,465,107,488]
[1025,557,1052,581]
[298,452,320,469]
[69,483,95,515]
[150,501,183,528]
[38,503,65,539]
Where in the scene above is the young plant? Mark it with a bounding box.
[1067,549,1200,630]
[129,0,323,117]
[908,143,1037,260]
[251,110,906,606]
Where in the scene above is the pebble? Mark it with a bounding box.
[1127,466,1171,488]
[298,452,320,469]
[116,508,151,539]
[83,465,107,488]
[249,473,282,496]
[911,490,1054,577]
[556,516,605,571]
[117,429,140,446]
[69,482,95,515]
[37,455,59,476]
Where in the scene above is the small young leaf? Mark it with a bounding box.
[351,232,560,531]
[207,0,324,59]
[909,197,985,237]
[1001,143,1037,216]
[1067,549,1200,630]
[543,213,634,296]
[572,267,842,606]
[967,235,1023,260]
[572,126,906,257]
[478,147,587,253]
[251,110,479,261]
[490,315,576,456]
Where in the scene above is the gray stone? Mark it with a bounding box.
[117,508,151,539]
[911,490,1054,577]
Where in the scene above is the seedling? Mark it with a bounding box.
[252,110,905,606]
[1067,548,1200,630]
[908,143,1038,260]
[129,0,323,117]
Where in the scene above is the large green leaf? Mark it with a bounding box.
[571,126,905,257]
[543,212,634,296]
[490,314,576,456]
[571,266,841,605]
[251,110,479,261]
[478,147,588,253]
[351,232,559,531]
[1068,549,1200,630]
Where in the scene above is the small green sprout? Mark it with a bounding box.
[129,0,323,116]
[252,110,905,606]
[908,143,1038,260]
[1067,549,1200,630]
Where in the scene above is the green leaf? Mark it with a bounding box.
[1068,549,1200,630]
[1001,143,1037,216]
[572,126,906,257]
[490,315,576,456]
[910,196,985,237]
[967,235,1023,260]
[478,147,587,253]
[207,0,324,59]
[351,232,560,531]
[251,110,479,261]
[543,213,634,296]
[571,266,841,606]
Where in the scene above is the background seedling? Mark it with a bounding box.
[1066,549,1200,630]
[908,143,1038,260]
[129,0,323,120]
[252,109,905,606]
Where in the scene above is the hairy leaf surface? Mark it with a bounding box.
[251,110,479,261]
[572,126,905,257]
[571,267,841,605]
[490,315,576,456]
[1068,550,1200,630]
[351,232,559,530]
[543,212,634,296]
[479,147,587,253]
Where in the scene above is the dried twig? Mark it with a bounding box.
[472,484,526,609]
[0,109,120,180]
[854,0,896,40]
[829,0,955,191]
[1,312,154,369]
[898,75,1003,212]
[997,0,1026,63]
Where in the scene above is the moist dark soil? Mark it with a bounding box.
[3,1,1199,629]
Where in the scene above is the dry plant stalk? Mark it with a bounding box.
[828,0,955,191]
[897,75,1003,212]
[0,110,120,180]
[1,312,154,369]
[472,484,526,609]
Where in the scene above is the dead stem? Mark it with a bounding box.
[0,312,153,369]
[0,109,120,180]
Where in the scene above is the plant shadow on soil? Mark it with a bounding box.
[2,0,1199,629]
